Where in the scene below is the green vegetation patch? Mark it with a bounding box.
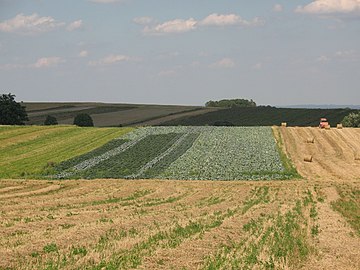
[0,125,133,178]
[331,185,360,236]
[77,133,183,179]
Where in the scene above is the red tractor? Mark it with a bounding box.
[319,118,329,128]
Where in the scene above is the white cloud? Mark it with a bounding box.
[144,18,197,35]
[200,13,264,27]
[133,17,154,25]
[210,58,235,69]
[0,13,65,34]
[89,54,132,66]
[33,57,64,68]
[316,55,331,62]
[335,50,356,56]
[296,0,360,14]
[79,50,89,57]
[273,4,284,12]
[140,13,264,35]
[67,20,83,31]
[335,50,360,61]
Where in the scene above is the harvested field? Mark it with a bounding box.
[0,179,358,270]
[279,127,360,181]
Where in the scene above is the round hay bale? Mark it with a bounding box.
[304,155,313,162]
[306,137,315,144]
[355,154,360,161]
[337,124,343,129]
[325,125,331,130]
[281,122,287,127]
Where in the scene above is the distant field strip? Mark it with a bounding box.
[0,126,133,178]
[54,126,294,180]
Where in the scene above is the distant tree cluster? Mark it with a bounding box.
[0,93,28,125]
[342,112,360,127]
[73,113,94,127]
[205,98,257,108]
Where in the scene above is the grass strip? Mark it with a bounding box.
[331,186,360,236]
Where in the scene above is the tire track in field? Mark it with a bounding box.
[0,185,61,199]
[302,186,360,270]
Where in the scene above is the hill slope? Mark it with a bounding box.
[160,107,358,127]
[24,102,217,127]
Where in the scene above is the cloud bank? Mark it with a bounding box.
[296,0,360,14]
[141,13,264,35]
[0,14,83,35]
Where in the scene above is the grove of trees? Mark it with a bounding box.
[0,93,28,125]
[205,98,257,108]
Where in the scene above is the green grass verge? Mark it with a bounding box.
[272,126,301,179]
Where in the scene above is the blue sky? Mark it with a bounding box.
[0,0,359,106]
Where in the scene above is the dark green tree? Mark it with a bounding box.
[44,115,58,125]
[205,98,256,108]
[0,93,28,125]
[342,112,360,127]
[73,113,94,127]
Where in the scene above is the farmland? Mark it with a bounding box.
[0,179,359,269]
[23,102,359,128]
[24,102,218,127]
[0,125,359,269]
[0,126,132,179]
[162,106,358,127]
[0,126,294,181]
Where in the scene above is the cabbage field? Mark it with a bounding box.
[54,126,295,180]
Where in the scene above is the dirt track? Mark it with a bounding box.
[280,127,360,181]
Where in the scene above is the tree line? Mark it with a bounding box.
[205,98,257,108]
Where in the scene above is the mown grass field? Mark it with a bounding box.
[0,125,132,178]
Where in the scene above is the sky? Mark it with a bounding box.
[0,0,359,106]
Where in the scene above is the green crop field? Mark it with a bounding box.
[161,106,358,127]
[0,125,296,180]
[0,125,133,178]
[53,126,297,181]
